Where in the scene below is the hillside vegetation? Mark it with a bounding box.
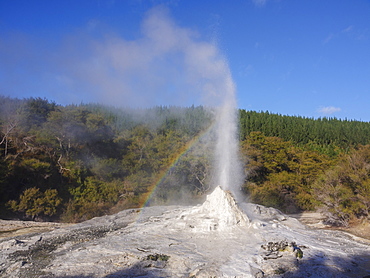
[1,96,369,226]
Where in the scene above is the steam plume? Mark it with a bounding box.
[1,6,244,195]
[74,7,244,193]
[58,7,237,108]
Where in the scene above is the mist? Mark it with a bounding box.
[82,6,244,197]
[47,7,235,109]
[1,6,244,200]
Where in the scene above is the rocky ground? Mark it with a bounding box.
[1,187,369,278]
[289,212,370,241]
[0,220,72,240]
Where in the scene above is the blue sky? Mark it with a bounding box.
[1,0,370,121]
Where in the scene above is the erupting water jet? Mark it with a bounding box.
[211,66,244,197]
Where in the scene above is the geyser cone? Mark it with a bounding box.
[179,186,250,232]
[200,186,250,228]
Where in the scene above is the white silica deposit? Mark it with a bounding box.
[1,186,370,278]
[175,185,250,232]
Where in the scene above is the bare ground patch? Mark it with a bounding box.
[0,220,72,240]
[290,212,370,242]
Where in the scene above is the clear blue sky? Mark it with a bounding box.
[1,0,370,121]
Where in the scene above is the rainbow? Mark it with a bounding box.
[137,122,215,208]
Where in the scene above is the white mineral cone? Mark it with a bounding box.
[179,186,250,232]
[200,186,250,228]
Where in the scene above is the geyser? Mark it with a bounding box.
[213,70,243,195]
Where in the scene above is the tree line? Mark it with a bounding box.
[1,96,369,226]
[0,96,212,222]
[239,110,370,226]
[239,110,370,156]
